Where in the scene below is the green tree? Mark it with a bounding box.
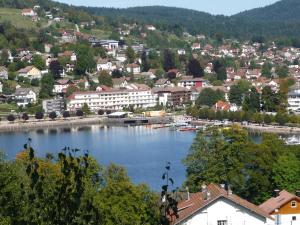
[261,86,280,112]
[187,58,204,78]
[98,70,113,87]
[39,74,54,99]
[183,127,296,204]
[75,45,96,75]
[163,49,176,72]
[196,88,224,107]
[32,55,46,70]
[126,46,135,64]
[275,113,288,125]
[276,65,289,78]
[272,153,300,193]
[262,62,272,78]
[213,60,227,81]
[243,87,260,112]
[82,103,91,115]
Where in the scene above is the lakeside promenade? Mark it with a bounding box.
[0,116,172,133]
[191,120,300,134]
[0,116,300,134]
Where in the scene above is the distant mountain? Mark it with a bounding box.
[82,4,300,39]
[234,0,300,22]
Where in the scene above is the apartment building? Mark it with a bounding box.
[67,88,156,111]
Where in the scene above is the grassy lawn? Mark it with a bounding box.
[0,103,18,114]
[0,8,46,29]
[81,28,112,39]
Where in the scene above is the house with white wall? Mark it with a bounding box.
[170,183,274,225]
[14,88,37,107]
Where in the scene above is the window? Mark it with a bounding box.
[291,201,297,208]
[217,221,227,225]
[292,216,296,221]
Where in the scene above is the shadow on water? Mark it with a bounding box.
[77,126,92,132]
[49,129,58,134]
[36,129,44,134]
[61,127,71,133]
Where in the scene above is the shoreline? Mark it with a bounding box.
[0,116,300,134]
[191,120,300,134]
[0,116,172,133]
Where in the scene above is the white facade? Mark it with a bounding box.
[15,89,37,107]
[67,90,157,111]
[179,198,273,225]
[288,84,300,112]
[273,213,300,225]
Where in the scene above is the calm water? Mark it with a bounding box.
[0,126,195,191]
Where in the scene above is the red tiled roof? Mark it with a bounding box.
[259,190,300,214]
[170,184,272,225]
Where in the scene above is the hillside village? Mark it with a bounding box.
[0,1,300,225]
[0,4,299,123]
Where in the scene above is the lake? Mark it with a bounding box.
[0,125,196,191]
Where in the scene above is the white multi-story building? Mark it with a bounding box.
[288,82,300,113]
[171,184,274,225]
[67,88,157,111]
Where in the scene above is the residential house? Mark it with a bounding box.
[178,77,209,89]
[18,66,42,80]
[0,66,8,79]
[53,79,74,94]
[170,183,274,225]
[214,100,238,112]
[112,77,129,88]
[61,32,77,44]
[14,88,37,107]
[178,49,186,55]
[21,8,36,17]
[152,87,191,107]
[145,25,156,31]
[97,58,114,72]
[260,190,300,225]
[126,63,141,74]
[246,69,262,80]
[155,79,173,88]
[191,43,201,51]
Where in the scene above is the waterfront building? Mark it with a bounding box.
[260,190,300,225]
[288,82,300,113]
[152,87,191,107]
[42,99,65,114]
[171,184,274,225]
[67,88,156,111]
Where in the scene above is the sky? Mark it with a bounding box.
[55,0,279,15]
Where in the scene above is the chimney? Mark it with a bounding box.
[186,187,190,201]
[227,185,233,195]
[274,189,280,197]
[296,190,300,198]
[202,184,210,201]
[220,184,225,189]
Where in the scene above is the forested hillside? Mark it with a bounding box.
[1,0,300,39]
[235,0,300,22]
